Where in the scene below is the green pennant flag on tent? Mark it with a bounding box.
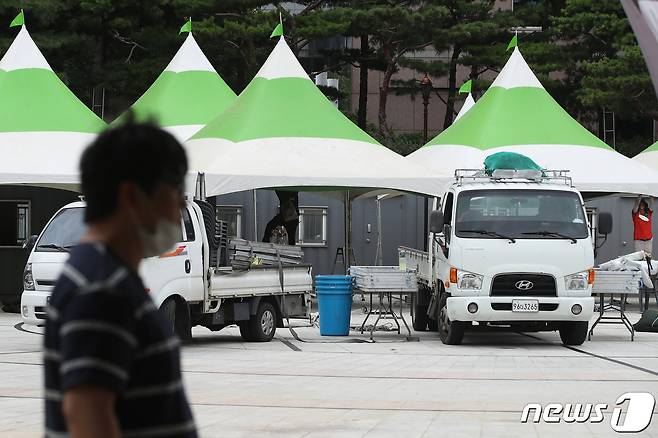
[506,34,518,51]
[459,79,472,94]
[9,9,24,28]
[179,18,192,35]
[270,22,283,38]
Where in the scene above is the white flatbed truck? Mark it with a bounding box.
[400,168,612,345]
[20,200,313,342]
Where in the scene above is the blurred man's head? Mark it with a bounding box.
[640,199,649,212]
[80,121,188,257]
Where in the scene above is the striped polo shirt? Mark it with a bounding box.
[44,243,197,437]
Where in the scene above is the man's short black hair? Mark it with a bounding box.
[80,121,188,223]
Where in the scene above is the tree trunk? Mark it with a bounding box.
[378,65,395,137]
[357,34,369,130]
[443,45,462,130]
[470,65,478,97]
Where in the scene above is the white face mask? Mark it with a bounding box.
[139,219,182,258]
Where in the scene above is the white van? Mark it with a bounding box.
[401,169,612,345]
[21,200,313,342]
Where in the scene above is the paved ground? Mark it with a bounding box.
[1,302,658,437]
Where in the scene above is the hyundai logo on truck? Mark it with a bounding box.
[515,280,534,290]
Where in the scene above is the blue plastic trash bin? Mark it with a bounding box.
[315,275,353,336]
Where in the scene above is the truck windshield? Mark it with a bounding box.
[37,208,86,252]
[455,190,588,240]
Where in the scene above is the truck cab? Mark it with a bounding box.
[426,169,605,345]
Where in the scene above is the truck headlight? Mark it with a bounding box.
[454,268,483,290]
[565,269,594,290]
[23,263,35,291]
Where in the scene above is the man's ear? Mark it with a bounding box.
[117,182,140,212]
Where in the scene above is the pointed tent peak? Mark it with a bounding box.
[0,25,52,72]
[164,32,216,73]
[255,36,310,81]
[454,93,475,122]
[490,47,543,90]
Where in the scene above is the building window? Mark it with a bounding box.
[217,206,242,238]
[297,207,327,247]
[0,200,30,247]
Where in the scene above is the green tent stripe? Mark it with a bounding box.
[427,86,609,150]
[0,68,105,133]
[116,71,236,127]
[192,77,379,144]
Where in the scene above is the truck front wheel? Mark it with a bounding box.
[160,297,192,342]
[438,294,466,345]
[245,301,277,342]
[558,321,588,346]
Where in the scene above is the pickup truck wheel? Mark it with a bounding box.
[412,295,428,331]
[238,322,254,341]
[559,321,588,346]
[160,298,192,342]
[247,302,277,342]
[438,294,465,345]
[427,316,438,332]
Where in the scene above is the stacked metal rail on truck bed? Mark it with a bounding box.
[229,239,304,270]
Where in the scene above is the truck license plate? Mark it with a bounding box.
[512,300,539,312]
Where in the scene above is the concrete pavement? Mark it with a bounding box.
[1,305,657,437]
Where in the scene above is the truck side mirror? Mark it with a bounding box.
[23,235,38,251]
[429,210,444,233]
[598,212,613,235]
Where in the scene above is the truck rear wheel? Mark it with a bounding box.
[245,301,277,342]
[238,322,254,341]
[412,295,429,331]
[438,294,466,345]
[559,321,588,346]
[160,298,192,342]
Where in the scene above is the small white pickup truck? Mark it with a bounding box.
[20,200,312,342]
[400,168,612,346]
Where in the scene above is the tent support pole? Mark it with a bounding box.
[252,190,258,241]
[344,190,352,274]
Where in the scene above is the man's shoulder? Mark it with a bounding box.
[53,243,142,302]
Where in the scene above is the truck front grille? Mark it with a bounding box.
[490,274,556,297]
[34,306,47,320]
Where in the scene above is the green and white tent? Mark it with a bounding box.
[408,47,658,196]
[185,36,447,197]
[634,141,658,170]
[115,32,237,142]
[0,25,106,188]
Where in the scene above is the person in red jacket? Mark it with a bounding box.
[632,195,653,256]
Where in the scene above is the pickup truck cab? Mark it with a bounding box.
[404,168,611,346]
[20,200,312,342]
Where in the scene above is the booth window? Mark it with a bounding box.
[217,206,242,238]
[0,200,30,248]
[297,207,327,247]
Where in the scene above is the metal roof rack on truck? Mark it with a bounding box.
[453,168,572,187]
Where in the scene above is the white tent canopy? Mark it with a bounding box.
[114,32,236,142]
[0,26,105,189]
[184,37,449,198]
[408,48,658,197]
